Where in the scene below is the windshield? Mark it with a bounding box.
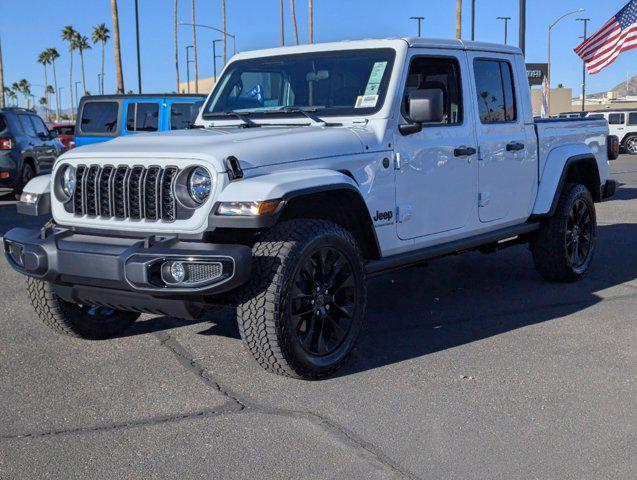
[202,48,396,119]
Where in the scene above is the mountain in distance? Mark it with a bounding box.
[587,74,637,99]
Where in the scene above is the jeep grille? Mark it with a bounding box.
[71,164,179,222]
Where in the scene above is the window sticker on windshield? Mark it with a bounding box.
[364,61,388,96]
[355,95,379,109]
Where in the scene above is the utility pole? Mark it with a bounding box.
[410,16,424,37]
[134,0,142,93]
[309,0,314,43]
[185,45,193,94]
[455,0,463,40]
[519,0,526,54]
[497,16,511,44]
[75,81,81,104]
[471,0,476,40]
[212,40,222,81]
[576,18,590,112]
[0,36,5,109]
[280,0,285,46]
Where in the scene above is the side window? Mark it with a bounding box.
[18,115,37,137]
[628,112,637,125]
[474,59,517,123]
[170,102,202,130]
[80,101,119,134]
[403,56,463,125]
[608,113,625,125]
[126,102,160,132]
[30,116,49,138]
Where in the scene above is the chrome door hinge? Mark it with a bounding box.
[394,152,402,170]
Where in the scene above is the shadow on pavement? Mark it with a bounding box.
[611,187,637,201]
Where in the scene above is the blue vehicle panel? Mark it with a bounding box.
[74,94,206,148]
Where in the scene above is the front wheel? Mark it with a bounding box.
[623,134,637,155]
[237,220,367,379]
[26,278,140,339]
[531,183,597,282]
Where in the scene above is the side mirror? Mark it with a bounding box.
[400,88,444,136]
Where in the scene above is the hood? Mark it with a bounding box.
[62,126,369,172]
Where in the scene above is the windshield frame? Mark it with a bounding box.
[201,48,397,121]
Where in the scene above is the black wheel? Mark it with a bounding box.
[531,183,597,282]
[14,163,35,199]
[623,134,637,155]
[237,219,366,379]
[26,277,140,339]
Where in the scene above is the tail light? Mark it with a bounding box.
[607,135,620,161]
[0,138,13,150]
[68,140,76,149]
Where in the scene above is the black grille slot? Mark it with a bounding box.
[70,164,179,222]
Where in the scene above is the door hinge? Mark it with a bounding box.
[479,192,491,207]
[397,204,412,223]
[394,152,402,170]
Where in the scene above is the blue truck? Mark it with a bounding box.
[74,94,206,147]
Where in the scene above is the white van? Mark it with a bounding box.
[586,110,637,154]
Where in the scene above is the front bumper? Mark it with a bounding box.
[3,226,252,318]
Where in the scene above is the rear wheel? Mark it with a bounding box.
[237,219,367,379]
[531,183,597,282]
[26,277,140,339]
[14,162,35,199]
[623,134,637,155]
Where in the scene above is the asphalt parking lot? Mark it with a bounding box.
[0,156,635,479]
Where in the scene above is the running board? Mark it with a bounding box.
[365,223,539,277]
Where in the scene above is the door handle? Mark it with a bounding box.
[454,146,477,157]
[506,142,525,152]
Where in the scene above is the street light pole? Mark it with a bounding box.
[497,16,511,44]
[212,40,222,81]
[134,0,142,93]
[185,45,193,94]
[179,22,237,65]
[97,74,102,95]
[519,0,526,54]
[57,87,64,120]
[577,18,590,112]
[409,16,424,37]
[74,81,81,104]
[548,8,585,113]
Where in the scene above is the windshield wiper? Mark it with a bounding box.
[222,110,261,128]
[262,107,336,127]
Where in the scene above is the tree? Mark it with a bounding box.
[110,0,125,94]
[17,79,31,108]
[92,23,110,95]
[6,87,17,107]
[174,0,180,93]
[37,50,51,111]
[191,0,199,93]
[0,37,5,109]
[75,34,92,96]
[290,0,299,45]
[47,48,61,121]
[61,25,77,120]
[308,0,313,43]
[455,0,462,40]
[221,0,227,65]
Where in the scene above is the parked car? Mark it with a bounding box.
[586,109,637,154]
[74,94,206,147]
[6,38,619,379]
[0,108,65,197]
[48,122,75,150]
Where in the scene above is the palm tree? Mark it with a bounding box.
[61,25,77,120]
[110,0,125,94]
[75,34,92,96]
[221,0,227,65]
[0,37,5,108]
[6,87,17,107]
[455,0,462,39]
[191,0,199,93]
[174,0,180,92]
[92,23,110,95]
[290,0,299,45]
[47,48,61,120]
[37,50,51,111]
[17,79,31,108]
[280,0,285,46]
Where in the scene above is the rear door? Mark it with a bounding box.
[16,114,41,169]
[29,115,57,172]
[607,112,626,139]
[467,53,537,224]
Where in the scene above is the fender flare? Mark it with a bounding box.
[533,151,600,217]
[208,169,365,228]
[16,174,52,216]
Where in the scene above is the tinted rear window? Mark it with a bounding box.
[608,113,625,125]
[629,112,637,125]
[0,114,6,132]
[18,115,37,136]
[170,102,202,129]
[126,102,159,132]
[80,101,119,134]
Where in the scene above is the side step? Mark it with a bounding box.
[365,222,539,277]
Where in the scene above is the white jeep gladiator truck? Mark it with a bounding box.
[5,38,619,379]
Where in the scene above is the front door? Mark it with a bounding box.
[394,51,478,240]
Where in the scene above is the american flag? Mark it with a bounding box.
[575,0,637,74]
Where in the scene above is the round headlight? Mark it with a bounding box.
[61,165,76,198]
[188,167,212,204]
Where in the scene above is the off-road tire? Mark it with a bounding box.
[622,134,637,155]
[236,219,367,380]
[26,277,140,339]
[531,183,597,282]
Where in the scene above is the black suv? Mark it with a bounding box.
[0,108,65,197]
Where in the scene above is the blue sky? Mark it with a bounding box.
[0,0,634,107]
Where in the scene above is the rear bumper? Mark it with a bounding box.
[602,179,618,199]
[3,226,252,318]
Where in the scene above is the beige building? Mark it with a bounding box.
[530,87,573,116]
[177,77,217,95]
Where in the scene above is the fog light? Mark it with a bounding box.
[6,241,24,267]
[161,261,187,285]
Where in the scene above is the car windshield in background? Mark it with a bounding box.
[203,48,396,119]
[80,101,119,134]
